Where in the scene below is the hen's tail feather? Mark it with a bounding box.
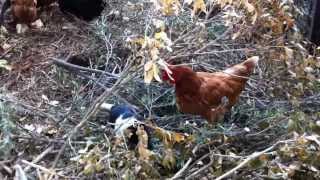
[241,56,259,73]
[224,56,259,77]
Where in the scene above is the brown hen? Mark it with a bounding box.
[11,0,38,23]
[0,0,56,33]
[162,56,259,123]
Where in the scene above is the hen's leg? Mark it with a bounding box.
[16,24,29,34]
[225,95,239,110]
[207,96,229,123]
[211,106,228,122]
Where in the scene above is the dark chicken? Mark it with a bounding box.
[58,0,105,21]
[0,0,105,34]
[162,56,259,123]
[37,0,56,7]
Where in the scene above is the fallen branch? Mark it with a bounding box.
[51,61,135,169]
[50,57,119,78]
[0,95,60,123]
[215,140,295,180]
[24,146,54,172]
[12,135,87,144]
[169,145,199,180]
[21,160,66,178]
[186,157,214,180]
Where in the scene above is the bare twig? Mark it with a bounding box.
[51,62,134,169]
[11,135,88,144]
[21,160,67,178]
[215,140,295,180]
[77,72,139,109]
[169,145,199,180]
[170,48,258,59]
[24,146,54,172]
[186,157,214,180]
[51,57,119,78]
[0,95,60,123]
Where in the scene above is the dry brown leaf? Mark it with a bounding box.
[154,31,173,52]
[232,31,241,40]
[251,10,258,24]
[153,63,162,82]
[154,126,191,148]
[150,46,160,60]
[144,61,155,84]
[172,132,186,143]
[162,148,176,170]
[144,61,162,84]
[241,0,257,24]
[137,126,154,161]
[128,37,145,46]
[217,0,233,7]
[284,47,294,61]
[242,0,255,13]
[192,0,206,16]
[151,0,181,16]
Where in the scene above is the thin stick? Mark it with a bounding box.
[215,140,294,180]
[24,146,54,172]
[52,57,143,109]
[51,57,119,78]
[170,158,193,180]
[21,160,66,178]
[0,95,60,122]
[50,63,134,169]
[170,48,257,59]
[12,135,87,144]
[169,145,199,180]
[186,158,214,180]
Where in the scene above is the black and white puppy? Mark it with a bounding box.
[100,103,148,150]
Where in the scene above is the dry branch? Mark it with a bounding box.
[215,140,295,180]
[169,145,199,180]
[0,95,60,123]
[24,146,54,172]
[51,60,135,169]
[21,160,67,178]
[51,57,119,78]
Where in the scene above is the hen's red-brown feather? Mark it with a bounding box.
[0,0,56,26]
[163,56,259,123]
[11,0,38,23]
